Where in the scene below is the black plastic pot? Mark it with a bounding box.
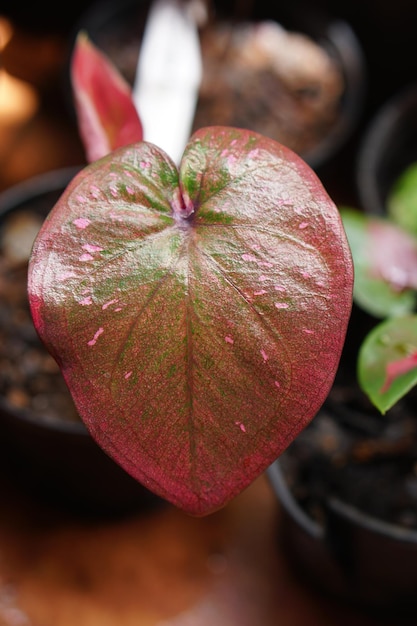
[0,167,162,517]
[357,82,417,217]
[267,389,417,617]
[69,0,366,171]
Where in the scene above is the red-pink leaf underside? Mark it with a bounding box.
[71,32,143,163]
[28,127,353,515]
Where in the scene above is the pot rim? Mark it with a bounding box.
[0,166,82,215]
[356,81,417,216]
[268,457,417,544]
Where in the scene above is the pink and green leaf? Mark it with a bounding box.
[71,31,143,163]
[28,127,353,515]
[340,206,417,318]
[358,315,417,413]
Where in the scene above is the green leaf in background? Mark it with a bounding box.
[388,161,417,236]
[358,315,417,413]
[340,206,417,318]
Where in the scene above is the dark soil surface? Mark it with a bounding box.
[281,343,417,530]
[192,20,344,158]
[0,196,80,425]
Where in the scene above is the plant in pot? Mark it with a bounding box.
[21,32,354,518]
[267,88,417,614]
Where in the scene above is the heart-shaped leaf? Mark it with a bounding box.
[71,32,143,163]
[28,127,353,515]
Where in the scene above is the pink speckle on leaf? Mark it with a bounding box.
[242,253,257,262]
[59,271,76,281]
[110,186,118,197]
[88,327,104,346]
[102,298,118,310]
[275,285,286,292]
[124,371,133,380]
[274,380,281,388]
[74,217,91,229]
[82,243,103,253]
[275,302,289,309]
[235,421,246,433]
[79,253,94,262]
[80,296,93,306]
[109,212,123,222]
[225,336,234,345]
[261,349,268,361]
[90,185,100,199]
[299,221,309,229]
[254,289,267,296]
[303,328,314,334]
[126,186,134,195]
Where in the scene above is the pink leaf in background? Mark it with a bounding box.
[71,32,143,162]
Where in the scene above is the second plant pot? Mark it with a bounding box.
[267,311,417,617]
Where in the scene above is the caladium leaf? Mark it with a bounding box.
[28,127,353,515]
[340,207,417,318]
[71,32,143,163]
[358,315,417,413]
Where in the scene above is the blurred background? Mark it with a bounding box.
[1,0,417,197]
